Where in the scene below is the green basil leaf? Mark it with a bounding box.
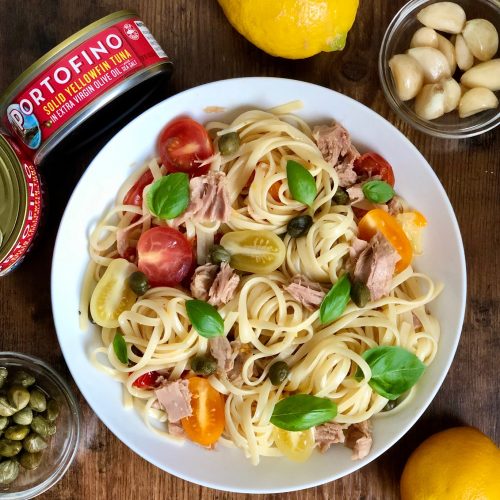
[113,333,128,365]
[319,274,351,324]
[186,299,224,338]
[270,394,337,431]
[146,173,189,219]
[362,180,395,204]
[286,160,317,207]
[356,346,426,400]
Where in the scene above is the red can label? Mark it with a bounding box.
[0,135,43,276]
[4,18,168,160]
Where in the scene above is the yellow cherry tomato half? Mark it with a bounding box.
[90,258,138,328]
[273,426,315,463]
[396,210,427,255]
[220,230,286,274]
[358,209,413,273]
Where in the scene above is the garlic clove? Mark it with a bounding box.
[461,59,500,91]
[436,34,457,75]
[416,2,466,34]
[410,27,439,48]
[455,34,474,71]
[407,47,451,83]
[415,83,446,119]
[462,19,499,62]
[441,78,461,112]
[458,87,499,118]
[389,54,425,101]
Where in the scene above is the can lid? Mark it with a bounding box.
[0,136,27,262]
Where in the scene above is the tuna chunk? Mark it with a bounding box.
[353,232,400,301]
[284,275,325,311]
[209,336,234,373]
[315,422,345,453]
[190,263,218,301]
[174,171,231,224]
[168,422,185,437]
[312,123,360,187]
[227,341,253,385]
[344,420,373,460]
[155,380,192,423]
[208,262,240,307]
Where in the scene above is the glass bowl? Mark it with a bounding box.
[0,352,81,499]
[379,0,500,138]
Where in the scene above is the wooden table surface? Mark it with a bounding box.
[1,1,498,498]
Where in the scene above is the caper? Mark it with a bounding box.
[0,439,22,457]
[382,400,398,412]
[350,281,371,308]
[0,367,8,389]
[127,271,150,296]
[0,417,8,431]
[31,416,51,439]
[11,370,35,388]
[5,425,30,441]
[332,187,349,205]
[268,361,290,385]
[208,245,231,265]
[28,389,46,413]
[218,132,240,156]
[0,397,17,417]
[8,385,30,411]
[13,407,33,426]
[19,451,43,471]
[287,215,313,238]
[44,399,60,422]
[23,433,47,453]
[0,459,20,485]
[190,355,217,376]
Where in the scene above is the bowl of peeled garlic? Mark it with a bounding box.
[379,0,500,138]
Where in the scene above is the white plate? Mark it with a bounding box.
[51,77,466,493]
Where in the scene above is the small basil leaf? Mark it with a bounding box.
[355,346,426,400]
[286,160,317,207]
[270,394,337,431]
[113,333,128,365]
[319,274,351,324]
[186,299,224,338]
[362,180,395,204]
[146,173,189,219]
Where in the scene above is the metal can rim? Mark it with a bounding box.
[0,9,138,113]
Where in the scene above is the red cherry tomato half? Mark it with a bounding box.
[354,153,395,187]
[158,117,213,176]
[137,227,193,287]
[132,371,161,389]
[123,169,154,206]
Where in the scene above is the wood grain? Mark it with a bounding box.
[0,1,498,498]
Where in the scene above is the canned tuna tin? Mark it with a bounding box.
[0,10,172,165]
[0,133,43,276]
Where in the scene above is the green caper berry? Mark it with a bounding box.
[350,281,371,308]
[13,407,33,426]
[11,370,35,388]
[8,385,30,411]
[287,215,313,238]
[0,367,8,389]
[0,459,20,484]
[0,417,8,431]
[47,423,57,436]
[0,439,22,457]
[19,451,43,471]
[0,397,17,417]
[127,271,150,296]
[190,355,218,376]
[44,399,60,422]
[332,187,349,205]
[268,361,290,385]
[5,425,30,441]
[28,389,47,413]
[31,416,51,439]
[209,245,231,265]
[218,132,240,156]
[23,433,47,454]
[382,399,398,412]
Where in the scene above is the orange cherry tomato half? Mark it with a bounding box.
[157,117,213,176]
[358,209,413,272]
[354,152,395,187]
[181,377,225,447]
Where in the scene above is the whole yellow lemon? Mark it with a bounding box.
[400,427,500,500]
[217,0,359,59]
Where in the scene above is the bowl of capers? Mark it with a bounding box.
[0,352,80,499]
